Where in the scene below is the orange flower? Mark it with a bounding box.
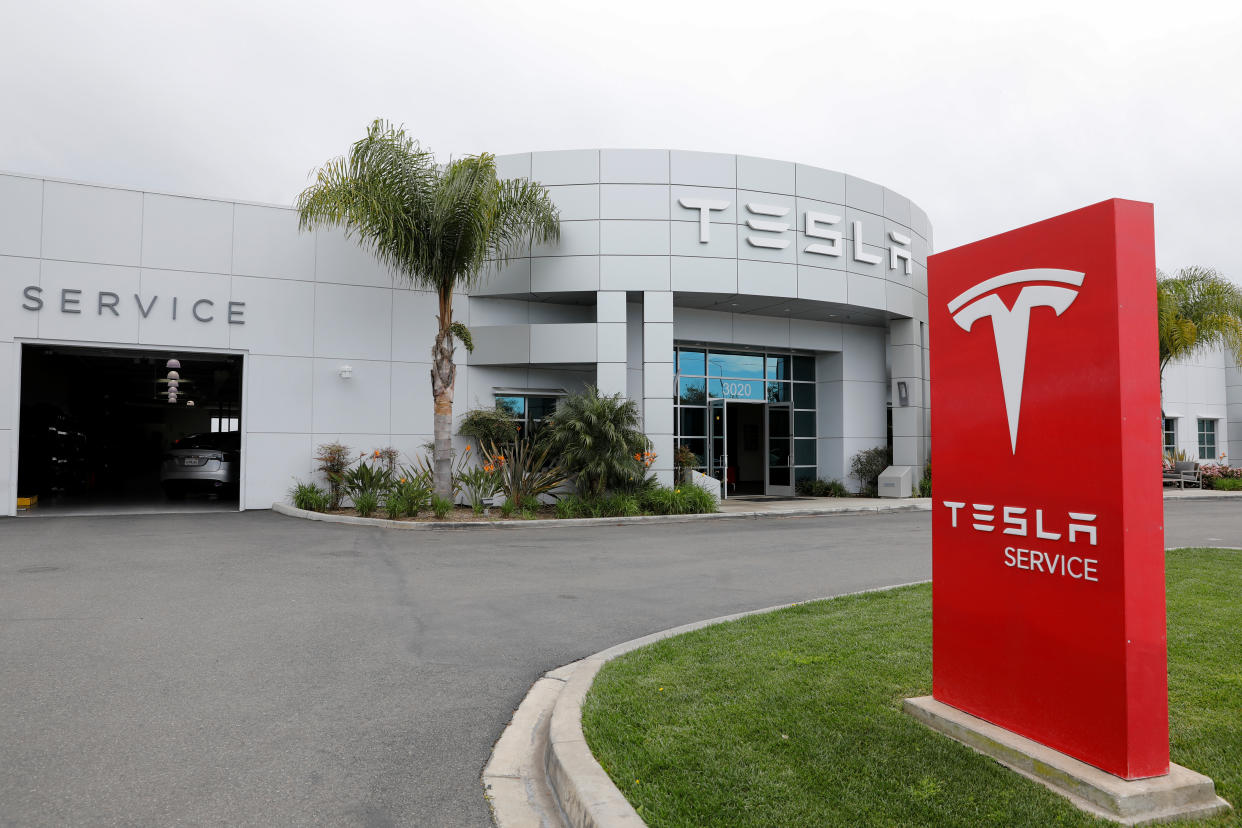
[373,449,380,458]
[464,445,471,453]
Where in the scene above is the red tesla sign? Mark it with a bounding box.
[928,199,1167,779]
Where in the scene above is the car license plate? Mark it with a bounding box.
[182,457,206,466]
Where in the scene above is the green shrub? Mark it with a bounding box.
[458,404,520,447]
[352,489,379,517]
[849,445,892,496]
[601,493,641,517]
[314,442,352,509]
[917,464,932,497]
[555,496,584,519]
[537,386,649,498]
[484,437,568,505]
[458,465,501,513]
[1211,477,1242,491]
[431,494,453,519]
[795,478,849,497]
[342,459,394,502]
[500,498,516,518]
[290,481,329,512]
[678,484,718,514]
[383,489,409,520]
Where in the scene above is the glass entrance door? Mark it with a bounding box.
[767,402,793,496]
[708,398,726,498]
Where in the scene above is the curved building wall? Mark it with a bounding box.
[471,150,933,488]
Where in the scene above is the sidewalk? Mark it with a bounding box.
[715,487,1241,517]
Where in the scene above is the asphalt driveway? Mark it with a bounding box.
[1,501,1237,826]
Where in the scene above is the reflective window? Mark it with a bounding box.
[793,355,815,382]
[678,349,706,376]
[709,378,765,400]
[707,351,764,379]
[679,378,707,406]
[765,381,789,403]
[765,355,789,381]
[793,382,815,408]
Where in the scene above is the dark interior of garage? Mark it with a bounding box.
[17,345,243,512]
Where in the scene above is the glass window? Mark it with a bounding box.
[765,355,789,381]
[794,438,816,466]
[709,378,764,400]
[1197,419,1217,461]
[678,438,707,468]
[679,407,706,436]
[707,351,764,379]
[1162,418,1176,457]
[679,377,707,405]
[765,381,789,403]
[793,355,815,382]
[677,349,706,376]
[496,395,557,438]
[795,411,816,438]
[793,382,815,408]
[496,396,525,417]
[795,467,816,484]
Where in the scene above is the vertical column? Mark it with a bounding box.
[596,291,627,397]
[889,317,927,474]
[817,327,888,492]
[643,291,675,486]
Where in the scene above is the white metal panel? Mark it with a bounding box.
[0,175,43,258]
[244,354,314,433]
[232,204,314,280]
[42,181,142,266]
[228,275,315,357]
[141,193,233,274]
[311,357,391,434]
[313,283,393,361]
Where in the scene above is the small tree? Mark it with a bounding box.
[538,386,650,499]
[849,445,892,496]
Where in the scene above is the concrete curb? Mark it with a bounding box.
[1161,490,1242,501]
[271,500,932,530]
[483,580,931,828]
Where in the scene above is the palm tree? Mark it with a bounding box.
[539,386,651,499]
[1157,267,1242,387]
[297,120,560,498]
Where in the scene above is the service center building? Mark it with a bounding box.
[1,149,934,515]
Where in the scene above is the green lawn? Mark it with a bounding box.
[582,548,1240,827]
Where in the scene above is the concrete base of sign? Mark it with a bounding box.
[904,696,1231,826]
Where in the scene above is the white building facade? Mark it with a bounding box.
[3,149,1232,516]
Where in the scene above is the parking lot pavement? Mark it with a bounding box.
[0,500,1236,826]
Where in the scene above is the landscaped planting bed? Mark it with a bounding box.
[583,548,1240,827]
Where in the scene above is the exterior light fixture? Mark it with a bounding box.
[339,365,353,379]
[166,358,181,370]
[186,400,195,407]
[167,370,180,381]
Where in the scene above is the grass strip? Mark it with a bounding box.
[583,548,1240,827]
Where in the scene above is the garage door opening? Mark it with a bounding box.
[17,345,243,516]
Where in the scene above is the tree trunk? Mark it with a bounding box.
[431,291,456,500]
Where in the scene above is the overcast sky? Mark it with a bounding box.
[4,0,1239,281]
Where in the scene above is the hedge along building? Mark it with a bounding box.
[0,149,926,515]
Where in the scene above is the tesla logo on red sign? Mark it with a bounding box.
[947,269,1084,451]
[928,199,1166,781]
